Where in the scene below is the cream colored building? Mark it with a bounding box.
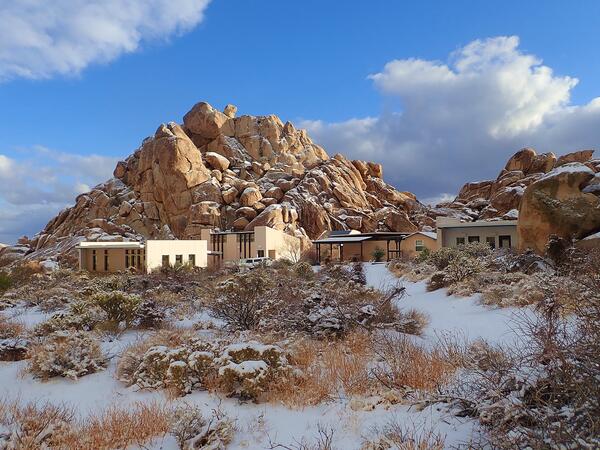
[200,226,302,267]
[436,217,518,249]
[77,240,208,274]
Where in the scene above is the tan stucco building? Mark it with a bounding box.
[200,226,302,268]
[402,231,439,258]
[77,240,208,274]
[436,217,518,249]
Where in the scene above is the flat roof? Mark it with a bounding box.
[436,219,517,229]
[314,236,373,244]
[77,241,144,249]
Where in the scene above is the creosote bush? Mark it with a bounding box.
[91,290,142,327]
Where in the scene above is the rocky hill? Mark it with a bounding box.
[13,102,434,262]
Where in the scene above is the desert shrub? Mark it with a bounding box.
[394,308,429,335]
[443,254,482,284]
[28,331,107,380]
[9,261,45,286]
[33,301,104,336]
[372,247,385,262]
[426,247,459,270]
[0,272,11,292]
[443,257,600,449]
[170,404,234,450]
[206,269,276,331]
[136,299,166,328]
[0,316,28,361]
[65,402,171,449]
[460,241,493,259]
[0,400,75,449]
[426,272,447,291]
[294,261,315,279]
[362,421,445,450]
[259,332,376,407]
[216,341,292,400]
[372,334,458,392]
[91,290,142,327]
[350,261,367,285]
[126,338,217,396]
[416,247,431,263]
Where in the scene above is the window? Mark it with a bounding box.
[162,255,170,268]
[92,250,97,271]
[499,235,512,248]
[188,254,196,266]
[468,236,480,243]
[486,237,496,249]
[104,250,109,271]
[125,250,130,268]
[456,237,465,246]
[257,250,265,258]
[415,239,425,252]
[175,255,183,265]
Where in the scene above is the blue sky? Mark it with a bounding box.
[1,0,600,243]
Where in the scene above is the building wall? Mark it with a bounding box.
[79,247,145,273]
[145,240,207,273]
[400,234,439,258]
[256,226,302,261]
[439,225,518,249]
[201,227,301,266]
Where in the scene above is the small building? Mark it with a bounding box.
[313,231,409,263]
[436,217,518,249]
[77,240,208,273]
[402,231,438,258]
[200,226,302,267]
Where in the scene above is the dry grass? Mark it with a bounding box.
[60,402,171,449]
[0,315,24,339]
[0,399,171,450]
[266,332,376,407]
[362,420,445,450]
[372,334,459,392]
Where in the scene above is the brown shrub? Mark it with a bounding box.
[372,334,458,392]
[362,421,445,450]
[266,332,375,407]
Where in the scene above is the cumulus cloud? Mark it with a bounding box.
[0,0,211,81]
[0,147,118,244]
[303,36,600,201]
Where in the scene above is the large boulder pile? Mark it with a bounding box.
[439,148,599,220]
[16,101,427,262]
[438,147,600,252]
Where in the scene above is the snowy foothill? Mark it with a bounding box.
[0,263,528,449]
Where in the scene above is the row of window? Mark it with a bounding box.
[161,254,196,267]
[456,235,512,249]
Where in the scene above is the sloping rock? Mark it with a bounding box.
[518,163,600,253]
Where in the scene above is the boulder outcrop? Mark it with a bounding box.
[518,163,600,253]
[20,101,426,261]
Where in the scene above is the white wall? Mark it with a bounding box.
[145,240,207,273]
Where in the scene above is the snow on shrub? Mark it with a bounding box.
[0,316,28,361]
[28,331,106,380]
[127,338,217,395]
[442,254,482,285]
[216,341,292,400]
[170,404,234,449]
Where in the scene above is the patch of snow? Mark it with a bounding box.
[539,162,594,181]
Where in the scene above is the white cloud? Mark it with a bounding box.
[0,148,118,244]
[0,0,211,81]
[303,36,600,201]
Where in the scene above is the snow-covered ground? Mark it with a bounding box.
[0,264,525,449]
